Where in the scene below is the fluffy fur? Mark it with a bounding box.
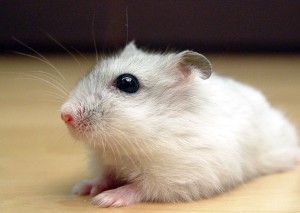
[61,42,299,207]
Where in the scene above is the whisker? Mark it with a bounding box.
[29,70,69,91]
[105,133,118,164]
[26,72,69,95]
[110,126,140,166]
[102,134,107,154]
[93,127,105,154]
[44,33,82,67]
[17,75,68,96]
[2,71,67,103]
[95,126,107,155]
[11,37,67,81]
[101,131,122,165]
[92,13,99,63]
[125,6,129,44]
[109,127,137,167]
[130,134,153,162]
[70,46,90,62]
[27,69,70,94]
[111,136,123,163]
[39,90,67,102]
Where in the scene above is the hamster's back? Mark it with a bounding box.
[205,74,299,177]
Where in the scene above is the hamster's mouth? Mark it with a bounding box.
[65,122,94,139]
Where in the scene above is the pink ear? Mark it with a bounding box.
[177,51,212,80]
[177,62,193,79]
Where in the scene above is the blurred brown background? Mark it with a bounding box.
[1,0,300,53]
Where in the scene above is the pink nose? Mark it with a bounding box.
[61,113,74,125]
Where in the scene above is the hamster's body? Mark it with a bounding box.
[61,43,299,207]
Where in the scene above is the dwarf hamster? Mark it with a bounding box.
[61,42,300,207]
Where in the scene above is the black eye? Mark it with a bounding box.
[116,74,139,93]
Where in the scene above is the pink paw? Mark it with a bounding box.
[72,178,104,196]
[72,174,118,196]
[92,184,141,208]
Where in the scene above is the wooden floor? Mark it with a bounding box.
[0,53,299,213]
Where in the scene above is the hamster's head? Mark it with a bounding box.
[61,42,212,154]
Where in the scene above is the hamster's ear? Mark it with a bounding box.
[177,51,212,80]
[120,41,139,56]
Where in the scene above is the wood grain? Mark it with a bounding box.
[0,54,299,213]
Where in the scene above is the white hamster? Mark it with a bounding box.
[61,42,299,207]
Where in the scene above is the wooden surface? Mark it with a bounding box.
[0,53,299,213]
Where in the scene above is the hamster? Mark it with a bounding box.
[61,42,300,207]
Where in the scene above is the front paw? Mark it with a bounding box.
[92,183,141,207]
[72,178,105,196]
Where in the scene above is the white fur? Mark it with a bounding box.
[61,43,299,207]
